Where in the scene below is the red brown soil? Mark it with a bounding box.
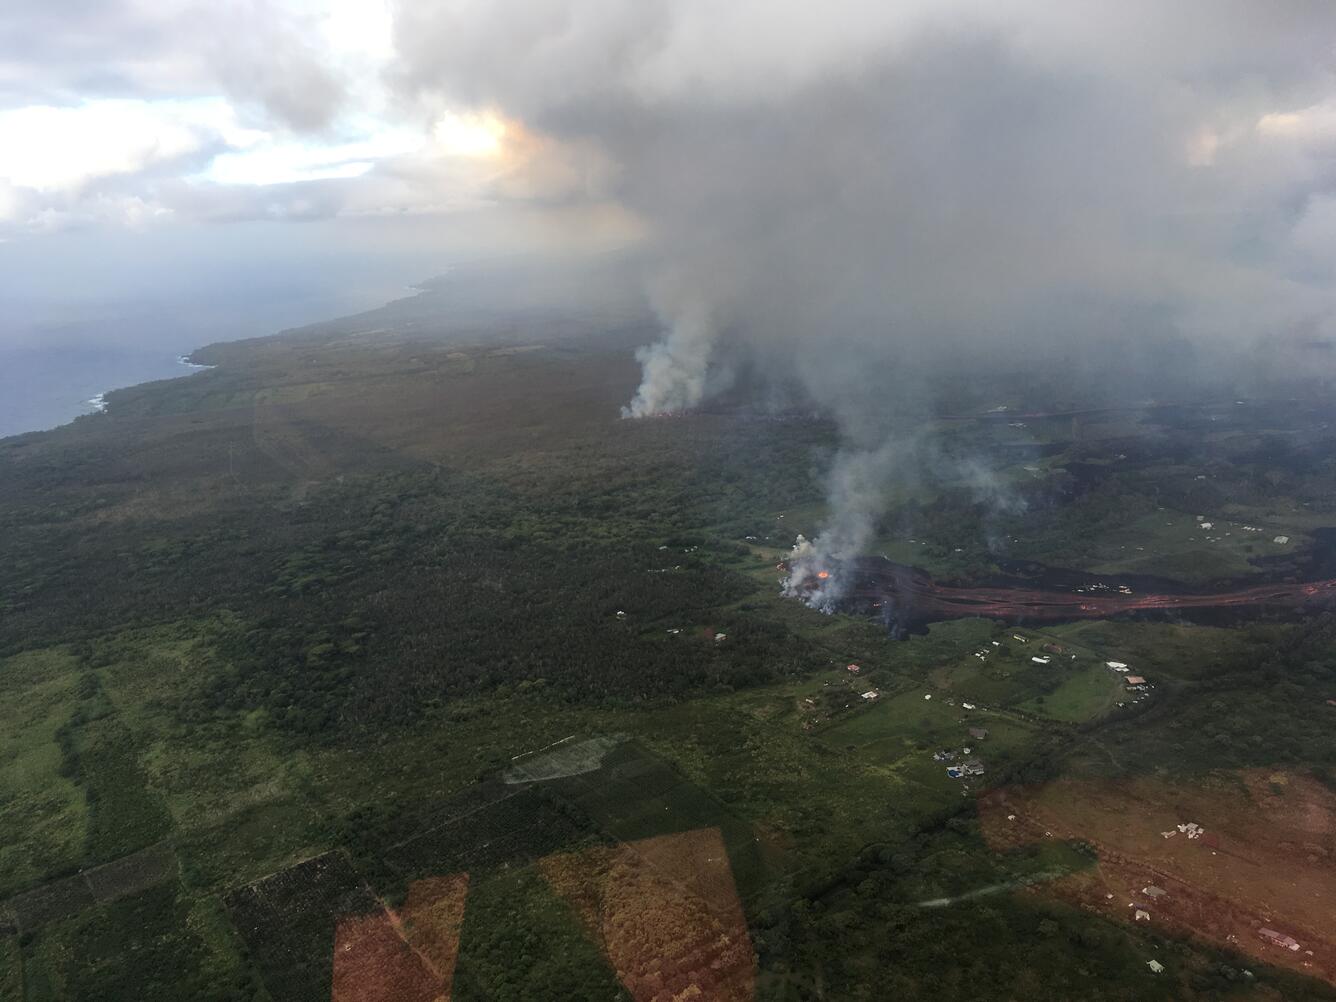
[539,827,756,1002]
[331,874,469,1002]
[979,771,1336,984]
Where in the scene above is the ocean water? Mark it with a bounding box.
[0,218,485,440]
[0,345,217,439]
[0,264,436,440]
[0,283,413,440]
[0,214,638,440]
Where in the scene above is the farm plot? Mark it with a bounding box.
[540,826,756,1002]
[225,851,383,1002]
[331,875,470,1002]
[980,770,1336,986]
[535,739,772,903]
[3,841,178,932]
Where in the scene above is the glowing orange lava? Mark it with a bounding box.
[816,571,830,580]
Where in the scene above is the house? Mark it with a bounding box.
[1147,960,1165,974]
[1106,661,1129,670]
[1042,643,1064,654]
[1258,928,1301,951]
[1012,634,1028,643]
[1031,656,1051,665]
[861,690,879,701]
[847,663,862,674]
[714,632,727,642]
[969,727,988,740]
[1142,886,1167,899]
[1125,675,1147,686]
[1274,535,1290,545]
[615,610,627,619]
[1134,909,1151,922]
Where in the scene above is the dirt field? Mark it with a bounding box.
[979,770,1336,985]
[540,826,756,1002]
[331,874,468,1002]
[399,875,469,994]
[332,909,443,1002]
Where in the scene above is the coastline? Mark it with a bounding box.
[80,355,215,418]
[1,281,427,441]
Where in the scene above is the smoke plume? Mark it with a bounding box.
[393,0,1336,588]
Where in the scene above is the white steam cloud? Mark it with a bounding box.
[621,281,721,417]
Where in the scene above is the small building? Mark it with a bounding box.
[1031,656,1051,665]
[847,663,862,674]
[1143,885,1167,899]
[1012,634,1028,643]
[861,690,879,701]
[714,632,727,642]
[1147,960,1164,974]
[615,610,627,619]
[1106,661,1128,670]
[1125,675,1147,686]
[1258,928,1301,951]
[1135,909,1151,922]
[1274,535,1290,545]
[969,727,988,740]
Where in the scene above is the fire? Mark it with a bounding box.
[816,570,830,580]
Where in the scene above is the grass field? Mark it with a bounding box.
[1017,662,1125,722]
[0,648,88,897]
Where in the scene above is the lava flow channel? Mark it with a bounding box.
[830,560,1336,624]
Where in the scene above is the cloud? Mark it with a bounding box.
[0,1,553,235]
[0,0,372,131]
[0,98,253,193]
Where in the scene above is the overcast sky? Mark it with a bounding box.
[5,1,1336,394]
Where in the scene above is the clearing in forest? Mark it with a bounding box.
[979,770,1336,985]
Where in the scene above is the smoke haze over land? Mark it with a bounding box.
[390,0,1336,589]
